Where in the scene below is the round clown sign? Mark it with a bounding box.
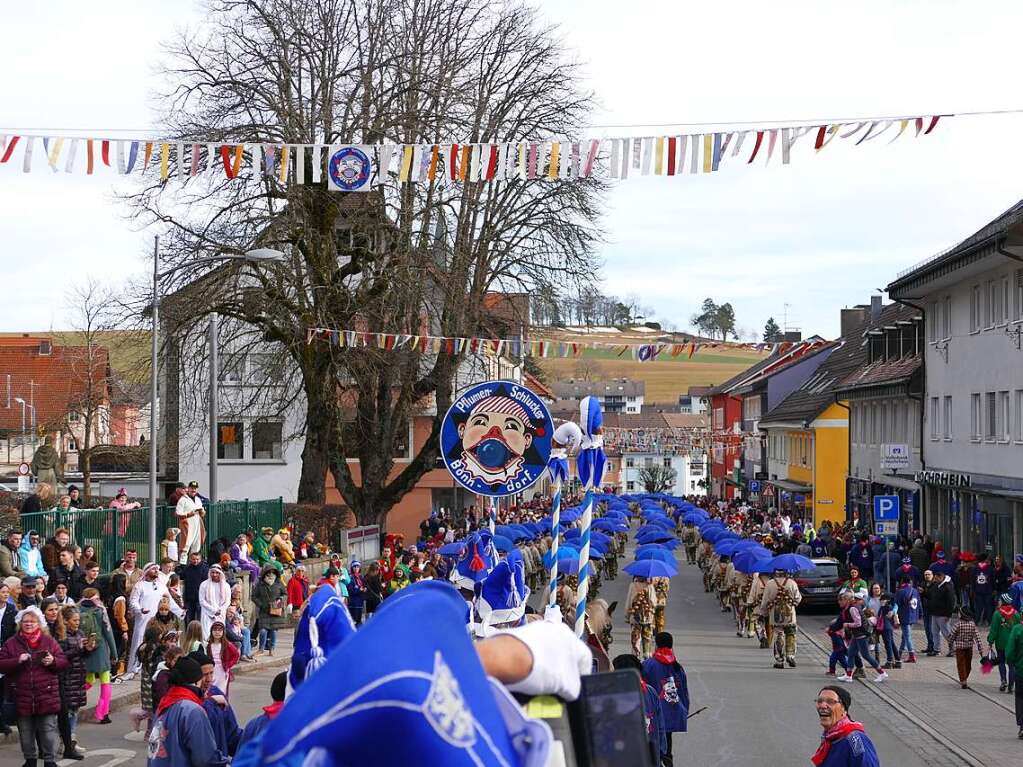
[440,380,554,497]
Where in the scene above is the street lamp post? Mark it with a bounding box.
[14,397,26,462]
[148,239,286,559]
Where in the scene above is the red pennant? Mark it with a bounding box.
[914,117,924,136]
[221,145,236,178]
[486,145,498,179]
[814,126,826,150]
[923,116,941,135]
[0,136,20,163]
[667,137,677,175]
[101,140,111,166]
[748,131,764,164]
[449,144,459,179]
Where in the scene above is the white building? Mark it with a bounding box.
[620,450,706,496]
[887,200,1023,559]
[551,379,645,414]
[678,385,711,415]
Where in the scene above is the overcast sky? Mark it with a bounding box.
[3,0,1023,338]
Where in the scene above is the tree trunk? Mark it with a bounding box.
[298,393,331,504]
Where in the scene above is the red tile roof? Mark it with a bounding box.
[0,336,111,433]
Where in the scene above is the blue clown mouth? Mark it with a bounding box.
[472,438,513,469]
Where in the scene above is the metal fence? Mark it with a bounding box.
[19,498,284,571]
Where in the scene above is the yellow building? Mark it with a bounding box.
[760,334,864,527]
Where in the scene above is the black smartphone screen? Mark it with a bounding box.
[578,671,654,767]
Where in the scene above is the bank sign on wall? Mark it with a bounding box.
[880,443,910,470]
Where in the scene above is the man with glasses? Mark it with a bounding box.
[811,686,880,766]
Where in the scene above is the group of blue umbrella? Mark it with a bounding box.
[684,506,815,574]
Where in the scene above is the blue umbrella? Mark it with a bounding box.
[623,559,679,578]
[636,548,676,564]
[636,532,674,544]
[637,524,671,537]
[714,540,742,557]
[733,549,772,574]
[767,553,816,573]
[437,541,465,557]
[593,519,629,533]
[699,528,726,543]
[683,513,707,524]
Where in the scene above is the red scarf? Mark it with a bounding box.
[156,685,203,716]
[811,718,865,766]
[998,605,1017,622]
[263,701,285,719]
[652,647,677,665]
[21,628,43,649]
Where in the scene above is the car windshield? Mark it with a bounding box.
[798,563,839,579]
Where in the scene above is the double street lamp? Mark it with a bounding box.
[148,238,286,558]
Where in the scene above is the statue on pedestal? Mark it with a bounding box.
[31,434,64,489]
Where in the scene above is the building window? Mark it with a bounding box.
[943,295,952,338]
[644,457,654,468]
[626,480,635,491]
[625,457,634,468]
[970,393,982,441]
[691,462,704,476]
[217,421,244,460]
[1015,390,1023,442]
[988,280,1001,328]
[985,392,997,441]
[870,405,878,445]
[252,422,284,460]
[800,435,807,465]
[928,302,938,342]
[67,438,77,452]
[910,400,920,448]
[662,456,671,468]
[942,396,952,440]
[970,284,982,332]
[1001,276,1011,325]
[219,354,244,384]
[929,397,939,440]
[68,411,80,423]
[1015,269,1023,321]
[999,391,1010,442]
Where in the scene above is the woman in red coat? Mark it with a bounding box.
[286,565,310,614]
[0,606,68,765]
[206,620,240,698]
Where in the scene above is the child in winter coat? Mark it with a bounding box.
[825,616,850,676]
[947,606,984,688]
[895,579,921,663]
[987,593,1019,692]
[877,594,901,668]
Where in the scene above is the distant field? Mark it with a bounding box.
[537,342,766,403]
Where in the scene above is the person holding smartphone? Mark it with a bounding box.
[0,605,68,766]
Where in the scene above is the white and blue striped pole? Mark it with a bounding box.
[575,396,604,638]
[548,475,562,613]
[489,496,496,535]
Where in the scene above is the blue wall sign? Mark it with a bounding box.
[441,380,553,497]
[873,495,900,521]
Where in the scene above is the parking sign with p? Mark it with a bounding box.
[873,495,900,522]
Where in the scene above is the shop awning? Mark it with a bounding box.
[765,479,813,494]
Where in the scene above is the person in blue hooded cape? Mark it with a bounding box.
[641,631,690,767]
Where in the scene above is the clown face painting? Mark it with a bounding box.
[442,381,553,496]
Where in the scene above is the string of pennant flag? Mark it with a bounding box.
[305,326,818,360]
[0,113,946,189]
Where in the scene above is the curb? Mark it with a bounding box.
[79,655,293,720]
[797,625,986,767]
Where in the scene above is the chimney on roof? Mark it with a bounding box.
[870,294,883,322]
[840,305,869,339]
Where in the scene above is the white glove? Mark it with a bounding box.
[494,619,591,701]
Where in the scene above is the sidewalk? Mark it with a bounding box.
[799,614,1019,765]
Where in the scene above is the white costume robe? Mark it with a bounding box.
[175,495,206,564]
[199,573,232,637]
[127,575,182,673]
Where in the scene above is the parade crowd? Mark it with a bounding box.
[681,496,1023,746]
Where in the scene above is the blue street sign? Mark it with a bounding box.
[873,495,900,522]
[749,480,761,493]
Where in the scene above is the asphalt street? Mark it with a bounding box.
[596,547,937,767]
[0,662,282,766]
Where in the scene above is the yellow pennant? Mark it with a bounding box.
[702,134,713,173]
[159,143,170,180]
[654,136,665,175]
[548,142,561,179]
[399,145,413,182]
[279,146,289,184]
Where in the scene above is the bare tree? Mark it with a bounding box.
[573,357,603,382]
[638,464,677,493]
[121,0,605,527]
[54,281,118,500]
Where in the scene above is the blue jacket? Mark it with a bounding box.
[895,585,921,625]
[202,685,242,758]
[147,690,227,767]
[642,652,689,733]
[815,727,880,767]
[895,564,921,586]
